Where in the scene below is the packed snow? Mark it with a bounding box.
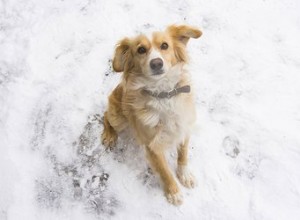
[1,0,300,219]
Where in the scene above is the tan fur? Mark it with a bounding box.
[101,25,202,205]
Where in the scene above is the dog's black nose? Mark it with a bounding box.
[150,58,163,71]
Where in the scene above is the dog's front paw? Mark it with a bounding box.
[164,183,183,206]
[176,165,197,188]
[166,191,183,206]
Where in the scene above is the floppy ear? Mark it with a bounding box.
[112,38,132,72]
[167,25,202,45]
[167,25,202,62]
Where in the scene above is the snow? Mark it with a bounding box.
[1,0,300,219]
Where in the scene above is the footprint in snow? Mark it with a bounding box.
[222,135,240,158]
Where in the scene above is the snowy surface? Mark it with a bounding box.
[1,0,300,219]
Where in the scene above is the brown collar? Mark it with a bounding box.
[142,85,191,99]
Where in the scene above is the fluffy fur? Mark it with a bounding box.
[101,25,202,205]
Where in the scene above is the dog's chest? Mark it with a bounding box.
[145,96,190,133]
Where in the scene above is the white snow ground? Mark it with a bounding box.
[1,0,300,219]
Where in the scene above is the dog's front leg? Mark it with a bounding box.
[176,137,197,188]
[145,135,183,206]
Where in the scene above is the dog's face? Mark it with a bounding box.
[112,25,202,79]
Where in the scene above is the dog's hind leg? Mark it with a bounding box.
[101,111,118,149]
[101,85,127,149]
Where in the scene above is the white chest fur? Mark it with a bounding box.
[142,94,193,147]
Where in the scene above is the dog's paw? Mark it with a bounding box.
[176,165,197,188]
[166,191,183,206]
[164,183,183,206]
[101,130,117,149]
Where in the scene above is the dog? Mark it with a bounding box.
[101,25,202,205]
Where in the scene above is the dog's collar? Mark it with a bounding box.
[141,85,191,99]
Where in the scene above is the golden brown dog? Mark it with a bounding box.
[101,25,202,205]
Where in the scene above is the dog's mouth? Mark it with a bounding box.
[152,69,164,76]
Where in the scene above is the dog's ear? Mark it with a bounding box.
[112,38,132,72]
[167,25,202,45]
[167,25,202,62]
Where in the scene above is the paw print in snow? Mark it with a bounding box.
[222,135,240,158]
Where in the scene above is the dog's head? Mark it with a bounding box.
[112,25,202,79]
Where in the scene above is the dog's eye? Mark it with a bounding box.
[160,42,168,50]
[137,46,146,54]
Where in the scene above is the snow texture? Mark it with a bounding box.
[1,0,300,219]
